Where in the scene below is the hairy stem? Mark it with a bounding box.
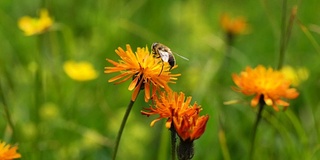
[170,123,177,160]
[112,99,136,160]
[249,102,265,159]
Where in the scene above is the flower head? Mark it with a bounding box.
[0,141,21,160]
[18,8,53,36]
[220,13,247,36]
[232,65,299,111]
[105,44,180,102]
[63,60,98,81]
[141,91,209,141]
[280,65,309,87]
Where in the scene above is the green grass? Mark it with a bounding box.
[1,0,320,159]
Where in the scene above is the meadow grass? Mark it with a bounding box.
[1,0,320,159]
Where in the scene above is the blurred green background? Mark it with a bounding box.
[1,0,320,159]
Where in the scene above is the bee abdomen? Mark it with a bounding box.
[168,55,175,70]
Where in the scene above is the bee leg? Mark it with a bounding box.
[158,62,164,76]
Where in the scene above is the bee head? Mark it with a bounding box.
[151,42,159,53]
[152,42,159,49]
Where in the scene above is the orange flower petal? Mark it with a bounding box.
[105,44,180,102]
[141,91,209,141]
[232,65,299,111]
[0,141,21,159]
[251,94,260,107]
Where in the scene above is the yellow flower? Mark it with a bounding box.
[220,13,247,35]
[105,44,180,102]
[63,60,98,81]
[141,91,209,141]
[281,65,309,87]
[18,8,53,36]
[232,65,299,111]
[0,141,21,160]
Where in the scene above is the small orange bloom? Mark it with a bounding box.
[220,13,247,35]
[0,141,21,160]
[232,65,299,111]
[18,8,53,36]
[142,91,209,141]
[105,44,180,102]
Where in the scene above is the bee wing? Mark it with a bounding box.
[158,50,170,62]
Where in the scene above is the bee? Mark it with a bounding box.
[151,42,188,75]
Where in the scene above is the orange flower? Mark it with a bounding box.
[105,44,180,102]
[220,13,247,35]
[18,8,53,36]
[141,91,209,141]
[232,65,299,111]
[0,141,21,160]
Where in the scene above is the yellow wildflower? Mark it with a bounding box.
[63,60,98,81]
[281,65,309,87]
[18,8,53,36]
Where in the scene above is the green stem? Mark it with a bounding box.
[277,0,288,69]
[223,33,234,69]
[157,123,170,160]
[297,21,320,55]
[218,115,230,160]
[249,102,265,160]
[170,123,177,160]
[226,33,234,54]
[112,99,136,160]
[0,80,16,141]
[31,33,47,159]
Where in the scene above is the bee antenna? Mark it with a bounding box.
[173,52,189,61]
